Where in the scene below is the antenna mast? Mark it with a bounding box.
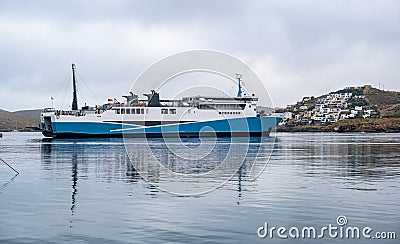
[71,63,78,110]
[236,73,243,97]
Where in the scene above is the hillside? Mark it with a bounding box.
[363,85,400,117]
[278,85,400,132]
[14,109,43,117]
[0,109,41,131]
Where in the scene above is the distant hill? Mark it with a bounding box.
[333,85,400,117]
[289,85,400,118]
[14,109,43,118]
[0,108,41,131]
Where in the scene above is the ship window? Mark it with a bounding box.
[131,109,135,114]
[121,108,125,114]
[136,108,140,114]
[199,105,213,109]
[170,109,176,114]
[219,112,221,114]
[126,108,130,114]
[161,109,168,114]
[116,109,120,114]
[141,108,144,114]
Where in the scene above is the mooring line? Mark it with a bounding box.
[0,157,19,175]
[0,173,19,193]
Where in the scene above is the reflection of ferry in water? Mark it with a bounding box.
[41,64,281,138]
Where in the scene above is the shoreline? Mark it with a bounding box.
[277,118,400,133]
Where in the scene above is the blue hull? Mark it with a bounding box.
[45,117,281,138]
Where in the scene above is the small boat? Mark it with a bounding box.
[41,64,281,138]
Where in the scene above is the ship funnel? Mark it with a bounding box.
[144,90,160,107]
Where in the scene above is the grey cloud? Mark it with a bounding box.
[0,0,399,110]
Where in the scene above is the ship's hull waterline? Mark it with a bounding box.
[42,116,281,138]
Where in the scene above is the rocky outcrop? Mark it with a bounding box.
[326,118,400,133]
[277,118,400,133]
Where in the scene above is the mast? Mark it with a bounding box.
[236,73,243,97]
[71,63,78,110]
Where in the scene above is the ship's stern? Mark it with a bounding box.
[41,109,55,137]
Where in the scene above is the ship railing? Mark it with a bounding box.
[55,110,87,117]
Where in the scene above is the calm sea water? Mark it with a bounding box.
[0,132,399,243]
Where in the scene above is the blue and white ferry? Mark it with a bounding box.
[41,64,281,138]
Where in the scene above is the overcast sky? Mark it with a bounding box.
[0,0,399,111]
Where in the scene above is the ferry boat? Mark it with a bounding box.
[41,64,281,138]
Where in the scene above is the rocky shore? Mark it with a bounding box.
[277,118,400,133]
